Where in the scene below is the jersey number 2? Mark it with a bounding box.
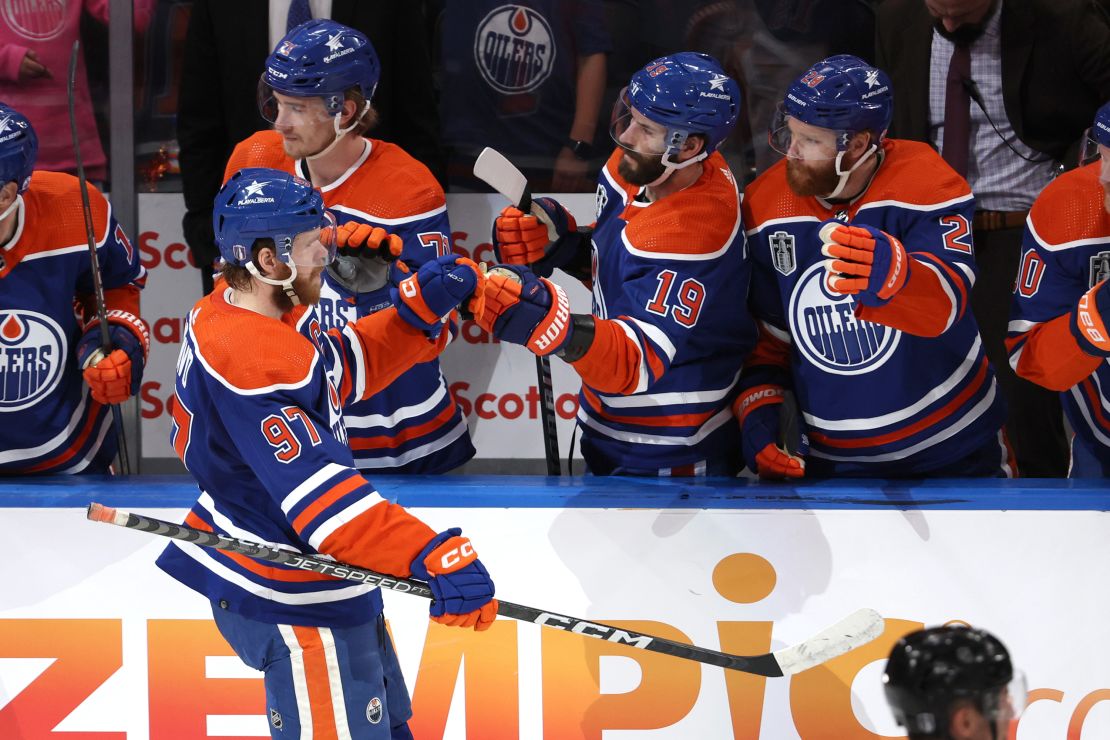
[261,407,322,463]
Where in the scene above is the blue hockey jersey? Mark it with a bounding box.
[1007,161,1110,476]
[156,287,447,626]
[742,139,1008,476]
[225,132,474,473]
[566,149,756,475]
[0,171,146,475]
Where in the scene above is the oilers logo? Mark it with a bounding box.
[788,263,901,376]
[474,5,556,94]
[0,310,66,411]
[2,0,66,41]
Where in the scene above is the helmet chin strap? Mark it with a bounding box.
[247,260,301,306]
[649,149,708,187]
[824,144,878,200]
[307,101,372,162]
[0,193,22,223]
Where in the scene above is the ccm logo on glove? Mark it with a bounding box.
[439,540,475,570]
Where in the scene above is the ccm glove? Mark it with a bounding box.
[391,255,485,334]
[493,197,586,278]
[820,221,908,307]
[77,311,149,405]
[734,385,807,479]
[1071,279,1110,357]
[476,264,572,356]
[410,528,498,631]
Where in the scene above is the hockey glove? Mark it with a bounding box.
[391,255,485,335]
[820,222,908,307]
[1071,279,1110,357]
[493,198,583,278]
[476,264,572,356]
[410,528,498,631]
[327,222,405,294]
[734,385,807,479]
[77,311,149,405]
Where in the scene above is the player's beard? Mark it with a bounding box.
[270,265,324,310]
[618,149,668,186]
[786,158,840,198]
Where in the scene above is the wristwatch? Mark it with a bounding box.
[566,138,595,160]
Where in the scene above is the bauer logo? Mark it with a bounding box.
[474,5,556,94]
[0,310,66,411]
[788,262,900,375]
[2,0,66,41]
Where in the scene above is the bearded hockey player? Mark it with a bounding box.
[738,55,1009,479]
[225,19,474,473]
[157,168,495,739]
[0,102,147,475]
[1007,101,1110,477]
[480,52,756,476]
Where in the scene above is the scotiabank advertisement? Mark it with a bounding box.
[1,505,1109,738]
[135,193,596,465]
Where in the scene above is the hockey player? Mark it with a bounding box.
[738,55,1009,478]
[225,19,474,473]
[479,52,756,476]
[1007,102,1110,477]
[157,169,495,738]
[884,625,1026,740]
[0,103,148,475]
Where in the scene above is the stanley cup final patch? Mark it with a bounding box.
[366,696,383,724]
[270,708,283,730]
[1090,251,1110,288]
[770,231,797,276]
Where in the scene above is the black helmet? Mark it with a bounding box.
[883,626,1013,737]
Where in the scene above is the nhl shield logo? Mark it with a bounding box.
[366,696,383,724]
[770,231,796,276]
[1090,251,1110,287]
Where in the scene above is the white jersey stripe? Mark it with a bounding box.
[351,418,470,468]
[59,410,114,474]
[306,490,388,551]
[595,369,741,408]
[0,393,89,464]
[321,628,353,739]
[577,405,733,445]
[330,202,448,227]
[627,316,678,362]
[611,320,649,393]
[343,379,447,429]
[341,324,368,402]
[279,625,314,740]
[282,463,350,515]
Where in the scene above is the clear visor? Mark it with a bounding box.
[257,77,336,126]
[284,210,337,267]
[1079,128,1106,166]
[609,88,671,157]
[992,671,1029,732]
[769,104,843,161]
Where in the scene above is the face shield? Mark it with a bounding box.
[284,210,337,268]
[257,76,337,126]
[769,104,843,161]
[990,671,1028,737]
[609,88,672,157]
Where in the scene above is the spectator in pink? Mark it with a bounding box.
[0,1,152,182]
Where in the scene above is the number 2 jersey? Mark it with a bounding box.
[0,171,146,474]
[742,139,1008,476]
[156,287,447,627]
[565,149,756,475]
[224,131,474,473]
[1007,161,1110,476]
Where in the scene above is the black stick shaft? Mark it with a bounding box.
[88,503,785,676]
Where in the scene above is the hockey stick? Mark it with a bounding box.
[68,40,130,475]
[473,147,560,475]
[87,502,883,676]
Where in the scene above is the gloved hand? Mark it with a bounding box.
[1071,279,1110,357]
[391,254,485,334]
[410,528,498,631]
[475,264,571,356]
[820,221,908,307]
[734,385,807,479]
[77,311,149,405]
[326,221,405,294]
[493,197,581,278]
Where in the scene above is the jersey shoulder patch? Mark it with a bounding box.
[335,140,445,220]
[1028,162,1110,248]
[224,131,292,183]
[623,152,741,257]
[865,139,972,207]
[18,171,111,257]
[190,290,316,392]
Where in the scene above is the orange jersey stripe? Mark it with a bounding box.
[581,386,716,428]
[291,475,366,534]
[182,511,335,582]
[23,399,104,473]
[348,402,457,450]
[291,626,340,740]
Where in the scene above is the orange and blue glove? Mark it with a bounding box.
[476,264,572,356]
[392,255,485,337]
[1072,279,1110,357]
[493,197,584,278]
[410,528,498,631]
[820,221,908,307]
[333,220,403,261]
[327,221,408,293]
[734,385,807,479]
[76,311,149,405]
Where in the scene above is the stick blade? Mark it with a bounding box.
[772,608,884,676]
[472,147,529,209]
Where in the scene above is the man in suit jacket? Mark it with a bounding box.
[876,0,1110,477]
[178,0,443,295]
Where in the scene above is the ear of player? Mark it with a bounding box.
[820,221,908,306]
[76,311,150,405]
[390,255,486,336]
[493,197,579,278]
[477,264,573,356]
[409,528,498,631]
[733,385,807,479]
[1071,279,1110,357]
